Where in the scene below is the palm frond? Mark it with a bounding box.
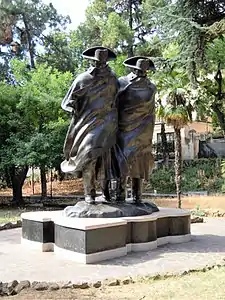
[156,104,165,120]
[164,105,190,128]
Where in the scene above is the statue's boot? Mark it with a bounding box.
[101,179,111,202]
[83,168,96,204]
[116,178,126,203]
[132,178,142,205]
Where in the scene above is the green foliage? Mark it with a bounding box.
[153,59,193,130]
[108,55,127,77]
[148,166,176,193]
[164,103,190,128]
[0,0,70,73]
[0,60,73,172]
[206,37,225,69]
[77,0,150,56]
[192,205,206,217]
[148,159,224,194]
[102,12,133,49]
[38,31,86,74]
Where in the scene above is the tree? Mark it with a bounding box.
[12,60,72,199]
[37,31,86,74]
[0,0,72,198]
[156,101,169,165]
[0,60,72,204]
[143,0,225,134]
[77,0,153,57]
[0,0,70,68]
[158,89,193,207]
[154,49,193,207]
[200,37,225,135]
[0,0,15,45]
[0,82,33,206]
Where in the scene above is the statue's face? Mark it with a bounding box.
[95,49,108,65]
[134,68,146,77]
[136,59,150,73]
[94,61,107,69]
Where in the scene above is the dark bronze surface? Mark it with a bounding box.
[117,56,156,204]
[60,50,158,211]
[61,47,127,204]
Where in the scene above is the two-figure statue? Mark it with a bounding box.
[61,46,156,206]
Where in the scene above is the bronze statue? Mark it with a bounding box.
[61,46,126,204]
[116,56,156,204]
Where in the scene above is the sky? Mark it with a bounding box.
[43,0,90,29]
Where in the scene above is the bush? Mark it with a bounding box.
[148,166,176,193]
[148,158,224,194]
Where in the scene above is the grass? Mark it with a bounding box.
[0,209,23,224]
[0,206,62,224]
[4,267,225,299]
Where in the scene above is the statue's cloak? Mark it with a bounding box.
[61,65,127,179]
[117,73,156,180]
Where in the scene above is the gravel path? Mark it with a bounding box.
[1,218,225,283]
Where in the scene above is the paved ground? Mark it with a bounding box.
[1,218,225,283]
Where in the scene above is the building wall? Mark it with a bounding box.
[153,121,213,160]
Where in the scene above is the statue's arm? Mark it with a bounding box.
[61,79,79,113]
[116,76,131,108]
[149,83,157,113]
[149,84,156,141]
[61,78,90,114]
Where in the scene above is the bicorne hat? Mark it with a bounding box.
[123,56,155,71]
[82,46,117,62]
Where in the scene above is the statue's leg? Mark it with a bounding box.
[116,177,126,202]
[83,165,96,204]
[101,179,111,202]
[132,177,142,204]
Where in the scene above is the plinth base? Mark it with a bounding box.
[63,199,159,218]
[21,207,191,264]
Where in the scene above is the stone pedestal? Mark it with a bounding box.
[156,208,191,246]
[124,215,157,252]
[21,206,191,264]
[54,218,127,263]
[21,211,61,252]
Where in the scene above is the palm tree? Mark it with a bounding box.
[156,99,169,165]
[158,88,192,208]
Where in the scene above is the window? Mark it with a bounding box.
[157,132,174,143]
[155,132,175,159]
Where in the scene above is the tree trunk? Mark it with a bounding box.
[174,127,182,208]
[56,164,65,181]
[4,167,12,188]
[50,169,53,199]
[127,0,134,57]
[40,165,47,200]
[160,122,169,165]
[32,167,35,195]
[211,103,225,136]
[22,14,35,68]
[10,165,28,207]
[212,65,225,136]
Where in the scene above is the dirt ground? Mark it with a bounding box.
[154,195,225,210]
[0,179,84,197]
[3,268,225,300]
[1,179,225,211]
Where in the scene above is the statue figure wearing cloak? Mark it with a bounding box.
[61,46,126,204]
[116,56,156,204]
